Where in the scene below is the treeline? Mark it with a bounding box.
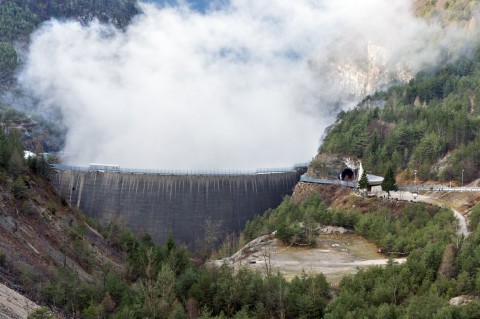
[26,224,331,319]
[320,44,480,182]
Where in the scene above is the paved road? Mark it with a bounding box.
[377,191,470,237]
[400,185,480,192]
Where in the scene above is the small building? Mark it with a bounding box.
[356,163,384,191]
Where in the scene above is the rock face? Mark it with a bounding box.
[52,169,304,248]
[0,283,39,319]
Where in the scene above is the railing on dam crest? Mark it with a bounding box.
[51,162,310,176]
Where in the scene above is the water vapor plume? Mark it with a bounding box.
[20,0,478,169]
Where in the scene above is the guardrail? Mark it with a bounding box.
[300,174,356,188]
[51,162,310,176]
[399,185,480,192]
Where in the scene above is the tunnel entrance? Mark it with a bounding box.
[341,168,355,181]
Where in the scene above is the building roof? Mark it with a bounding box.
[366,174,384,186]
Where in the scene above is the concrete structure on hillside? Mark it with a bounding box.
[357,163,384,191]
[52,166,305,249]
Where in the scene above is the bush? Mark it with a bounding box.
[0,42,17,79]
[28,307,56,319]
[469,204,480,231]
[0,250,5,267]
[12,177,29,200]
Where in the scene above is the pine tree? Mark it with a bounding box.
[381,166,398,196]
[358,171,369,193]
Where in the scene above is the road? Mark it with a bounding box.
[400,185,480,192]
[379,190,470,237]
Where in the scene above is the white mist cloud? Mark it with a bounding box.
[19,0,475,169]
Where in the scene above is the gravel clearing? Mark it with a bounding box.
[222,233,405,283]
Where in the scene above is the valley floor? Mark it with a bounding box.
[226,233,405,283]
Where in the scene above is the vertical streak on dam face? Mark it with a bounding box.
[52,170,304,248]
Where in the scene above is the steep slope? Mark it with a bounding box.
[0,130,126,317]
[318,43,480,183]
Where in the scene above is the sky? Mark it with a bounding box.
[19,0,475,170]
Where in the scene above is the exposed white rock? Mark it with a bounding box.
[320,226,349,234]
[449,295,473,306]
[0,283,39,319]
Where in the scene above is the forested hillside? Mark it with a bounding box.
[235,191,480,319]
[0,0,138,84]
[320,44,480,183]
[415,0,479,21]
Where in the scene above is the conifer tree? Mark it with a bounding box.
[381,166,398,196]
[358,171,369,194]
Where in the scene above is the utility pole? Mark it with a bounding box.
[462,169,464,187]
[414,169,417,191]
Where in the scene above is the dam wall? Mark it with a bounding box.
[52,168,304,248]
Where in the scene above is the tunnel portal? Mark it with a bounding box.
[341,168,355,181]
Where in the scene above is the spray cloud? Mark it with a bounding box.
[20,0,475,169]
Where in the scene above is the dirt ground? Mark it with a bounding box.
[234,233,405,283]
[0,283,38,319]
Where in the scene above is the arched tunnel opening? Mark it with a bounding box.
[341,168,355,181]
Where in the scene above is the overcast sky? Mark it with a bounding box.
[19,0,474,169]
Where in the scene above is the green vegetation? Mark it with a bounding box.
[358,170,369,191]
[416,0,478,22]
[0,250,5,267]
[12,176,29,199]
[242,195,456,256]
[0,42,17,81]
[325,220,480,318]
[469,204,480,231]
[25,0,139,28]
[321,45,480,182]
[28,307,56,319]
[29,220,331,319]
[382,166,398,195]
[0,0,137,42]
[0,0,39,42]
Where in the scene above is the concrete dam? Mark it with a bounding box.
[52,165,306,248]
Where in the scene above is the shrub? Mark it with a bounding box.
[0,250,5,267]
[12,177,29,200]
[28,307,56,319]
[469,204,480,231]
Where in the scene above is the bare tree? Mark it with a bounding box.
[261,246,272,277]
[201,217,222,260]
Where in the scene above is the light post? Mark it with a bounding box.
[462,169,464,187]
[414,169,417,190]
